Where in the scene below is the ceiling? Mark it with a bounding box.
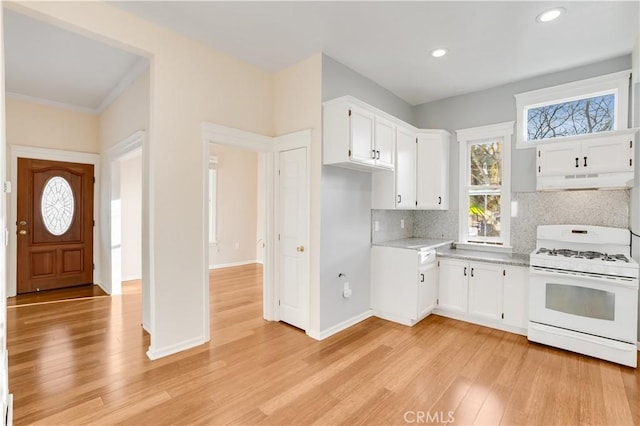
[3,2,639,111]
[3,9,148,114]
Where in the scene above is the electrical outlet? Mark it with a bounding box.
[374,221,380,231]
[400,219,405,229]
[342,282,352,298]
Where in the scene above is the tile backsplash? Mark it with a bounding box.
[372,189,630,253]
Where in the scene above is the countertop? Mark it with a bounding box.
[372,238,530,266]
[372,237,454,251]
[436,246,530,267]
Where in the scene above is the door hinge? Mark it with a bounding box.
[93,220,95,227]
[501,313,504,319]
[348,109,352,117]
[93,177,96,184]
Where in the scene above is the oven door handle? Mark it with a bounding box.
[530,267,638,289]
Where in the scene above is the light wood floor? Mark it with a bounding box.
[7,264,640,425]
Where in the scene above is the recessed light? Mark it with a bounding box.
[431,48,448,58]
[537,7,565,23]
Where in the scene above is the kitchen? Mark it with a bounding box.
[1,1,639,423]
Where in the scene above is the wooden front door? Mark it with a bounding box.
[17,158,94,294]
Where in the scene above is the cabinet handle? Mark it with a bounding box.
[438,196,442,205]
[397,194,402,204]
[371,149,376,159]
[471,267,474,277]
[376,150,381,160]
[463,267,467,276]
[575,157,579,168]
[420,273,425,283]
[584,156,588,167]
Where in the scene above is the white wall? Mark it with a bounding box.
[120,153,142,281]
[11,1,275,358]
[208,143,258,268]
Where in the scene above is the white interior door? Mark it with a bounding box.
[278,147,309,330]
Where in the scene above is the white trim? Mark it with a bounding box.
[94,282,110,296]
[8,145,101,298]
[433,311,527,337]
[456,121,513,248]
[96,58,149,114]
[146,336,207,360]
[306,310,373,341]
[515,70,631,148]
[6,92,98,115]
[202,122,276,152]
[209,260,260,270]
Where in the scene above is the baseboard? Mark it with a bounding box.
[142,322,151,334]
[146,336,208,360]
[121,274,142,282]
[307,310,373,341]
[94,282,111,295]
[209,260,259,270]
[432,309,528,337]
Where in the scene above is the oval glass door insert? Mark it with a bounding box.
[41,176,75,236]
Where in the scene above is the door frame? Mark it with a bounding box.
[8,145,101,297]
[201,122,311,326]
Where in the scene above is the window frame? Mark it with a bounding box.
[457,121,513,248]
[514,70,630,149]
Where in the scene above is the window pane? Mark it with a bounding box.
[527,93,615,141]
[468,194,500,239]
[469,141,502,186]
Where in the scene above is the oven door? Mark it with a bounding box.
[529,267,638,343]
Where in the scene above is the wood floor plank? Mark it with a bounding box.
[6,263,640,425]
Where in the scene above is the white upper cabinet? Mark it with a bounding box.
[374,117,396,169]
[395,127,417,209]
[416,130,450,209]
[536,129,636,190]
[323,97,396,171]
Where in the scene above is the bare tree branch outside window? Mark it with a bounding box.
[527,93,615,141]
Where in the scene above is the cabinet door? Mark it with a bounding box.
[418,254,437,318]
[416,132,449,210]
[374,117,395,169]
[371,246,418,321]
[437,258,468,314]
[537,141,581,177]
[349,107,375,165]
[396,128,417,209]
[582,137,632,174]
[467,262,503,321]
[503,265,529,329]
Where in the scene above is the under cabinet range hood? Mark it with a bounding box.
[536,129,638,191]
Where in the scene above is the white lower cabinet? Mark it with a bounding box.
[437,258,529,334]
[371,246,437,326]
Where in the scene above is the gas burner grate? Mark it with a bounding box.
[536,248,630,263]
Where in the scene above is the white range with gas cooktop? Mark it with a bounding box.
[528,225,639,367]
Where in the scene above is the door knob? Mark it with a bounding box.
[19,230,27,235]
[18,220,27,226]
[296,245,305,252]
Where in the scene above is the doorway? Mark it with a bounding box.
[201,123,310,331]
[16,158,94,294]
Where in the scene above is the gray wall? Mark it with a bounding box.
[319,55,416,332]
[322,54,416,125]
[320,166,372,331]
[414,55,631,199]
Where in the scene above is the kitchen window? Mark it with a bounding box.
[457,122,513,247]
[515,70,630,148]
